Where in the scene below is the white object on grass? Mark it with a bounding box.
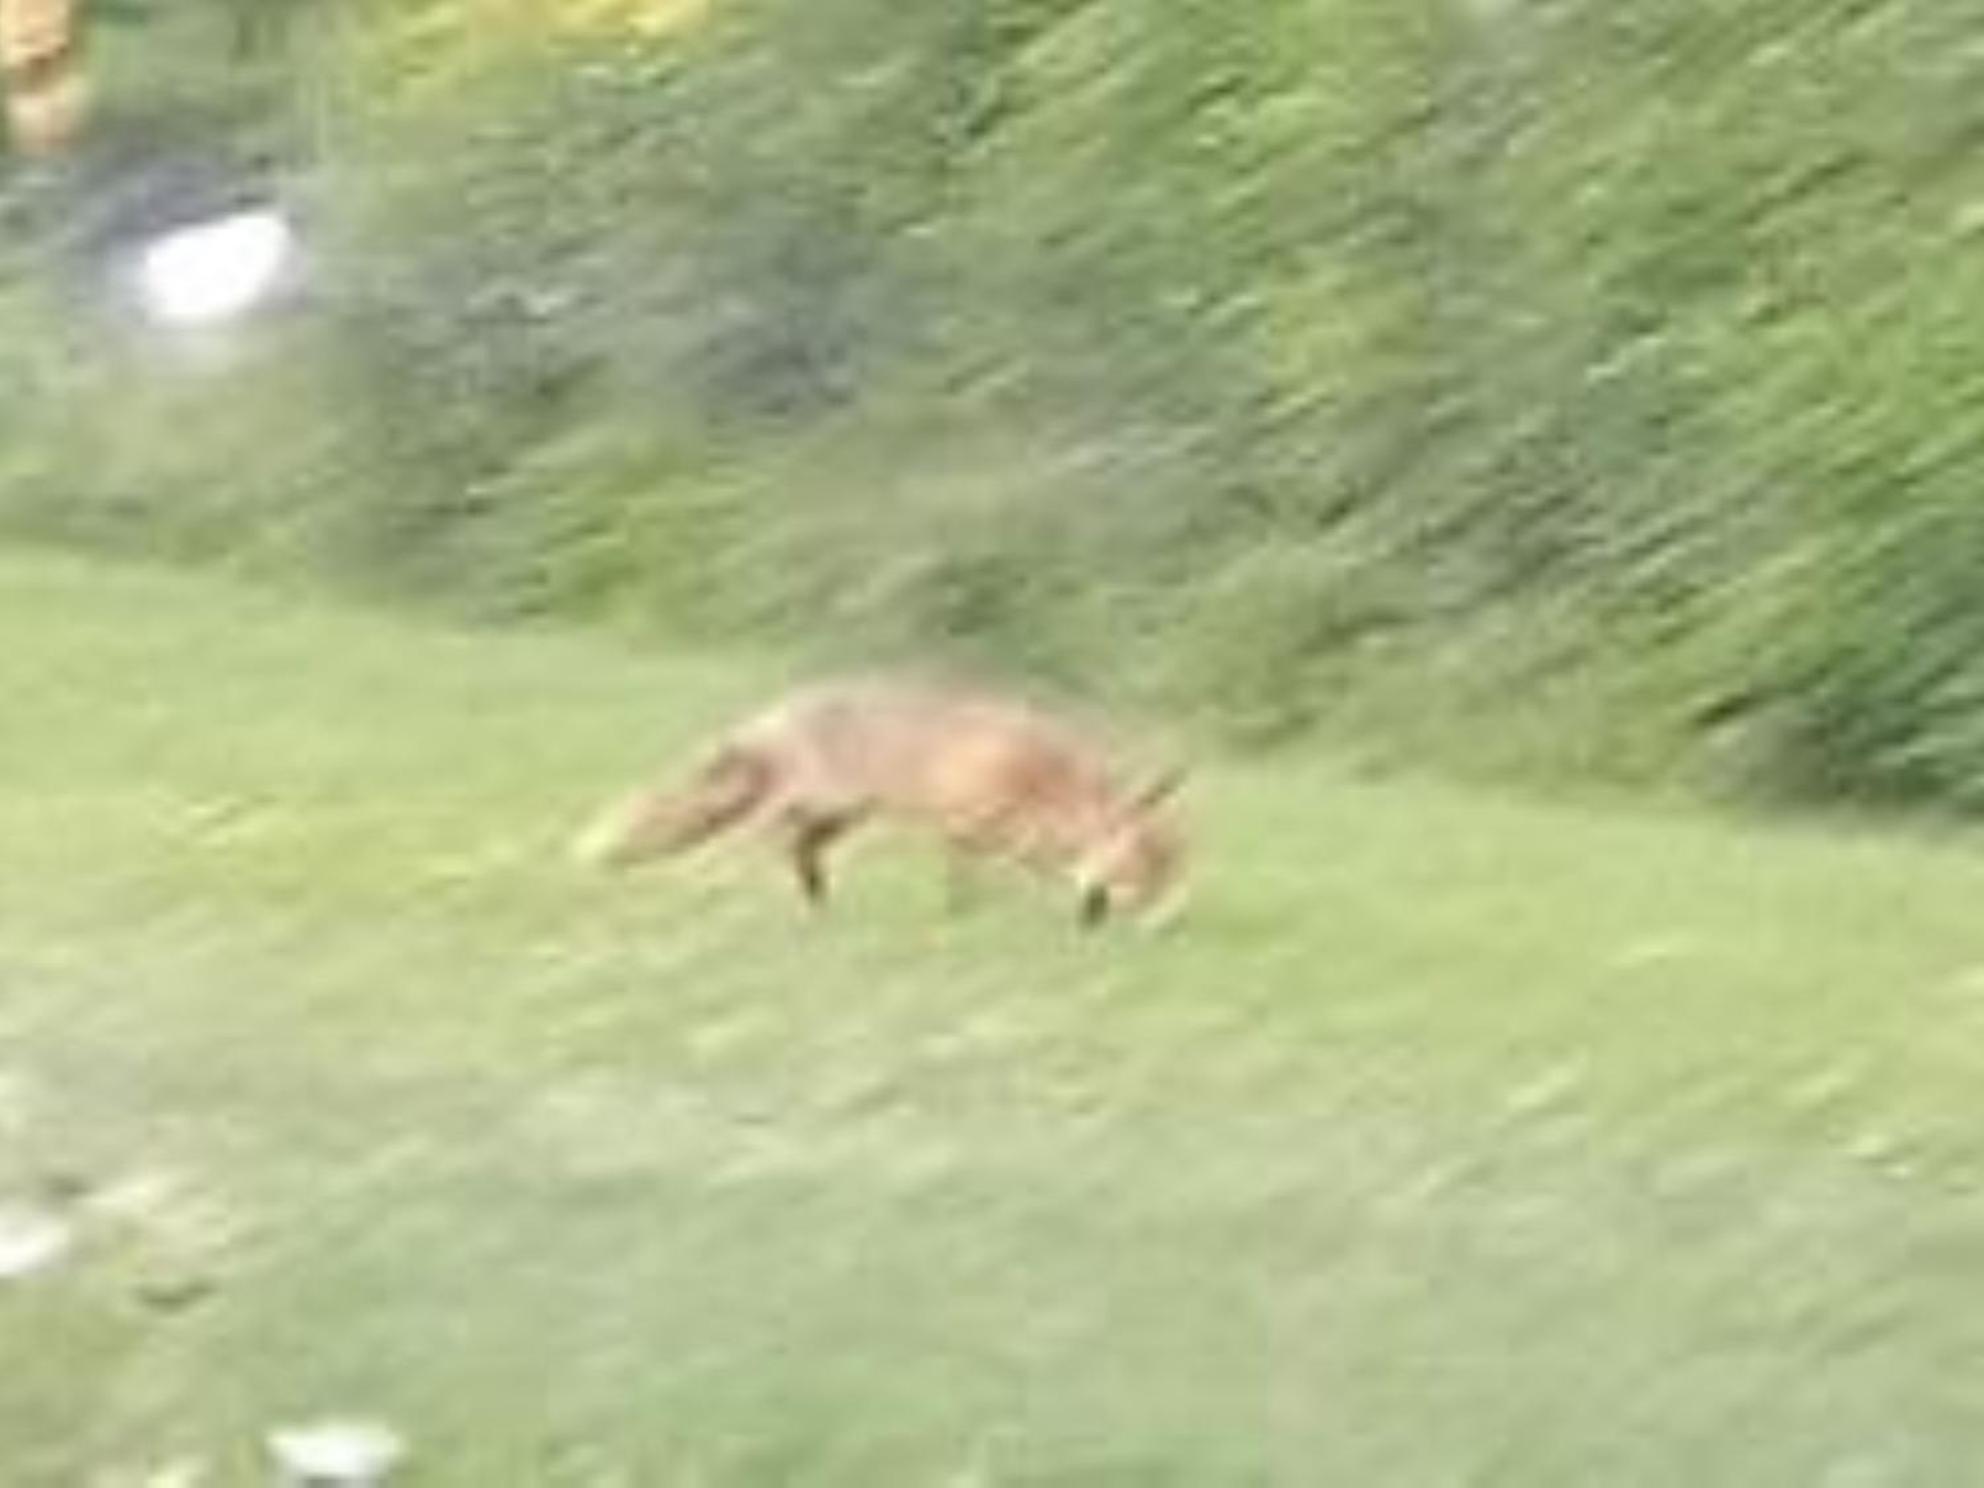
[0,1205,73,1280]
[265,1420,406,1486]
[139,209,295,327]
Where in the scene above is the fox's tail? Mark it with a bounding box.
[664,745,775,851]
[574,744,775,868]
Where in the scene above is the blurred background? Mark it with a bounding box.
[5,0,1984,806]
[9,8,1984,1484]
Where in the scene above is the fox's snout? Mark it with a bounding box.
[1073,801,1187,928]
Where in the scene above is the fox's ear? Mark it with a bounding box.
[1132,765,1188,811]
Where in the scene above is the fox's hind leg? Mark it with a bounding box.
[784,811,856,909]
[1077,882,1111,929]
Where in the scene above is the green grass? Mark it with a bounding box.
[4,545,1984,1485]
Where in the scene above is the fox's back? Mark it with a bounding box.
[740,678,1113,831]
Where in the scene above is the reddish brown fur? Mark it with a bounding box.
[574,677,1186,925]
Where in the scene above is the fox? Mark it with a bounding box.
[572,676,1187,927]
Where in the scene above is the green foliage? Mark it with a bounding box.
[7,0,1984,807]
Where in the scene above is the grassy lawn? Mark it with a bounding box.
[4,545,1984,1485]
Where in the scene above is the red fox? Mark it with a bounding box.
[573,676,1187,926]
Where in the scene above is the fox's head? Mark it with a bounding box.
[1076,768,1188,928]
